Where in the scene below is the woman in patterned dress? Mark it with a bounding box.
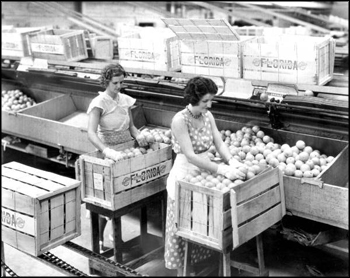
[87,63,147,250]
[164,76,246,276]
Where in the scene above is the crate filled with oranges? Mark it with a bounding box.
[77,139,172,211]
[212,123,348,230]
[175,166,286,252]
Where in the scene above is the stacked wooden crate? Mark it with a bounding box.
[118,26,181,71]
[28,28,88,62]
[242,35,336,85]
[2,26,46,58]
[163,18,252,78]
[2,161,81,256]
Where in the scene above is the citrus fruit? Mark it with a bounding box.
[296,140,306,150]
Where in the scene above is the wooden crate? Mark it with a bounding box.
[2,26,45,58]
[175,167,285,252]
[28,29,88,62]
[283,144,348,230]
[118,28,181,71]
[90,35,114,60]
[2,161,81,256]
[162,18,253,78]
[215,120,349,230]
[1,92,96,155]
[242,35,336,85]
[77,141,172,211]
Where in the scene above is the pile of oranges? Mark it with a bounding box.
[212,125,334,179]
[2,89,36,112]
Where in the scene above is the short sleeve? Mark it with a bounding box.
[119,93,136,108]
[87,94,105,115]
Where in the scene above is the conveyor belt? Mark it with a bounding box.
[1,260,19,277]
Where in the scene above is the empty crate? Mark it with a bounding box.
[28,29,88,62]
[2,161,81,256]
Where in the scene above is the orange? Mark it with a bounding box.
[300,164,311,172]
[294,170,303,178]
[246,171,256,180]
[295,140,306,150]
[252,125,260,133]
[299,152,309,162]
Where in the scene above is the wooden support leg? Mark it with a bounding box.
[183,241,192,276]
[256,234,269,276]
[161,191,167,243]
[140,206,147,248]
[111,216,123,263]
[1,241,6,277]
[222,252,231,276]
[89,210,100,275]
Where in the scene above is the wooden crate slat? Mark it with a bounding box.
[192,191,209,235]
[236,185,281,225]
[2,176,47,198]
[232,167,280,204]
[2,162,81,256]
[237,204,283,247]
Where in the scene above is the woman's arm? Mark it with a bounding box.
[87,107,106,152]
[207,112,232,163]
[208,112,243,166]
[172,113,219,173]
[128,108,147,146]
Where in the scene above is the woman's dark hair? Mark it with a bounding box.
[100,63,127,88]
[183,76,218,105]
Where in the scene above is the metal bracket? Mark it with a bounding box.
[57,144,72,168]
[301,177,324,189]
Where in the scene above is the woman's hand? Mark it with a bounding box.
[136,133,148,147]
[217,164,246,180]
[103,147,123,161]
[229,158,246,169]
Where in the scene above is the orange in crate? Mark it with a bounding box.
[175,167,286,252]
[2,161,81,256]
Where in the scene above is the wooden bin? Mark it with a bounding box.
[242,35,335,85]
[118,27,181,71]
[77,141,172,211]
[2,161,81,256]
[162,18,253,78]
[90,35,114,60]
[28,29,88,62]
[175,167,285,252]
[2,26,45,58]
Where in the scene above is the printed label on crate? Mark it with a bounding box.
[252,58,307,71]
[120,160,171,188]
[93,173,103,190]
[31,43,64,54]
[184,55,232,67]
[123,50,161,62]
[2,41,22,50]
[2,208,34,236]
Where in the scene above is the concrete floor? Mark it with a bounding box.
[2,149,349,277]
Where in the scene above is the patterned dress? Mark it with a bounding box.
[164,110,215,269]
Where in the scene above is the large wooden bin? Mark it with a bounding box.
[2,26,45,58]
[242,35,335,85]
[163,19,256,78]
[2,92,96,155]
[175,167,285,251]
[118,27,181,71]
[2,161,81,256]
[215,120,349,230]
[77,141,172,211]
[28,29,88,62]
